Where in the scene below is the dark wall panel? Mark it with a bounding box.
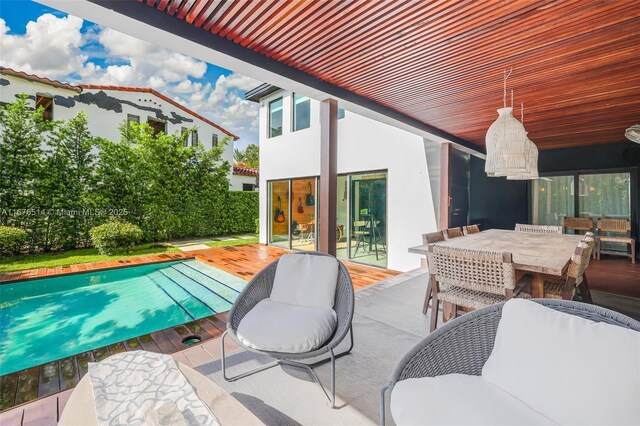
[469,156,528,230]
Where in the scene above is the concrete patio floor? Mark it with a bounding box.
[175,267,431,426]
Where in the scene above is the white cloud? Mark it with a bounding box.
[1,13,262,146]
[0,14,92,79]
[91,28,207,88]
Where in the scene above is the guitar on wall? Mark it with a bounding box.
[305,183,315,206]
[274,196,286,223]
[298,198,304,214]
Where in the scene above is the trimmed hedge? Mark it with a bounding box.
[90,221,144,255]
[215,191,259,235]
[0,226,28,254]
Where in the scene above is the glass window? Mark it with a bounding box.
[192,130,199,147]
[147,118,166,135]
[579,173,631,221]
[212,134,219,147]
[336,171,387,268]
[181,127,189,147]
[291,178,317,251]
[531,176,574,226]
[36,95,54,121]
[268,97,283,138]
[292,93,310,131]
[269,180,290,248]
[337,107,345,120]
[127,114,140,124]
[268,178,319,251]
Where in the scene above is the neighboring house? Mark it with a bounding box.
[231,164,259,191]
[246,85,441,271]
[0,67,238,185]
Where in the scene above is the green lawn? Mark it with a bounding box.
[0,244,180,273]
[205,235,259,248]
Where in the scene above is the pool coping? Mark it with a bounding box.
[0,252,197,285]
[0,310,230,413]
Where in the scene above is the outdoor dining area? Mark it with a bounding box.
[409,217,636,331]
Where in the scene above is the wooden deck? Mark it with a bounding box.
[586,256,640,299]
[0,244,398,290]
[0,244,399,418]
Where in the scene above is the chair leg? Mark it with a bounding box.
[631,241,636,264]
[222,327,354,408]
[221,330,280,382]
[380,383,390,426]
[578,276,593,304]
[422,275,434,314]
[597,239,601,260]
[429,292,439,332]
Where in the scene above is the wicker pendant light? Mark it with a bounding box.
[508,104,539,180]
[485,70,529,177]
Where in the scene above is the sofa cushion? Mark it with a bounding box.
[270,254,339,310]
[236,299,337,353]
[482,299,640,425]
[390,374,556,425]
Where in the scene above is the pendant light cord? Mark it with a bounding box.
[503,68,513,108]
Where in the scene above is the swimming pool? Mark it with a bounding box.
[0,259,246,375]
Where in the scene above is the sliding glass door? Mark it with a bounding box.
[291,177,317,251]
[578,173,631,221]
[532,171,633,227]
[268,178,318,251]
[531,176,574,226]
[268,180,290,248]
[336,171,387,268]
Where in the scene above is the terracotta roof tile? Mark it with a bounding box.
[233,165,259,177]
[0,67,82,92]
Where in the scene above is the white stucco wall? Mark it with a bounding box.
[0,74,235,182]
[258,89,439,271]
[230,174,258,191]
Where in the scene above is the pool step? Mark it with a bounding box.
[171,263,241,302]
[149,273,210,320]
[181,260,247,292]
[159,268,232,315]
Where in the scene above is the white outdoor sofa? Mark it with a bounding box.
[381,299,640,425]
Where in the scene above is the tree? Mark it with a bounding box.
[243,144,259,169]
[233,148,245,164]
[0,95,52,228]
[37,112,99,249]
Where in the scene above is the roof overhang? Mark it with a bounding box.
[245,84,281,103]
[36,0,480,155]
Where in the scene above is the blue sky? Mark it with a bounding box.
[0,0,260,148]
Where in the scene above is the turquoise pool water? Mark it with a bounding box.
[0,260,246,375]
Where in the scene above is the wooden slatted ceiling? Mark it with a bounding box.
[140,0,640,150]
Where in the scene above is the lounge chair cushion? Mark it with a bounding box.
[482,299,640,425]
[390,374,555,425]
[271,254,339,310]
[236,299,337,353]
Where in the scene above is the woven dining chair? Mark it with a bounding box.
[543,236,594,303]
[427,245,531,332]
[596,218,635,264]
[514,223,563,234]
[420,231,445,315]
[462,224,480,235]
[563,217,594,234]
[444,227,463,239]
